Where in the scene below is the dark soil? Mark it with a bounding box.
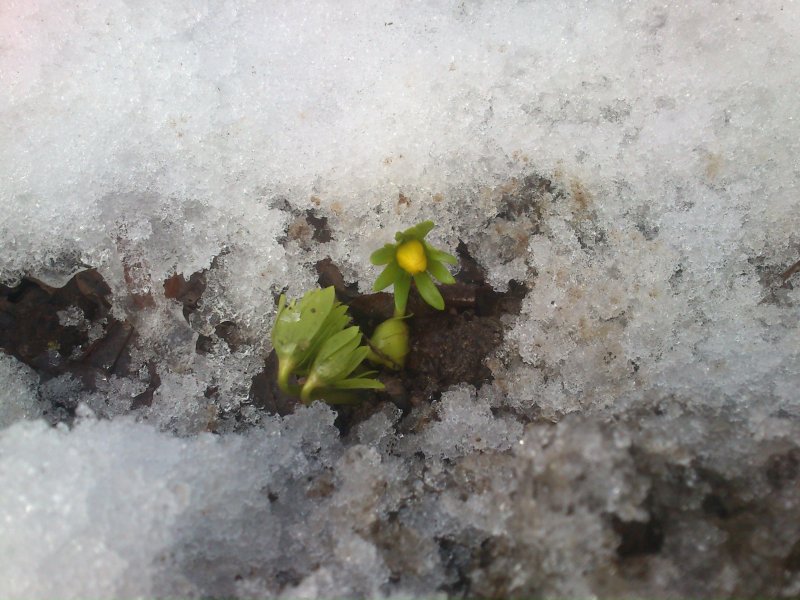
[0,270,138,421]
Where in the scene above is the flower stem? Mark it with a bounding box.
[300,374,320,404]
[277,359,295,395]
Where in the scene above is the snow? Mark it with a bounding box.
[1,0,799,597]
[0,354,41,428]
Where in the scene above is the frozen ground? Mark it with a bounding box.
[1,0,799,597]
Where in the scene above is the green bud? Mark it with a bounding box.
[367,317,410,370]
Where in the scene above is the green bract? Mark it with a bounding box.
[370,220,457,314]
[271,287,383,404]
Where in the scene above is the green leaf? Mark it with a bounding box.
[370,244,396,265]
[427,259,456,285]
[394,271,412,315]
[271,287,336,363]
[403,220,435,240]
[424,241,458,265]
[351,369,379,378]
[311,326,362,382]
[414,271,444,310]
[330,377,386,390]
[316,326,360,363]
[341,346,370,379]
[373,260,401,291]
[297,303,350,371]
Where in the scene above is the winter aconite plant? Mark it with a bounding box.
[367,221,456,370]
[271,286,383,403]
[270,221,456,402]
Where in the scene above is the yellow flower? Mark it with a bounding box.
[370,220,457,314]
[395,239,427,275]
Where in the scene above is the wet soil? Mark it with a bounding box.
[0,270,140,420]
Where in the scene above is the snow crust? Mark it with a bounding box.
[1,0,799,597]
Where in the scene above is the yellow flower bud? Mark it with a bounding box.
[395,239,427,275]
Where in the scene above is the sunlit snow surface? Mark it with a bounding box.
[1,0,799,597]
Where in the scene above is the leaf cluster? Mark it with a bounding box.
[271,287,383,404]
